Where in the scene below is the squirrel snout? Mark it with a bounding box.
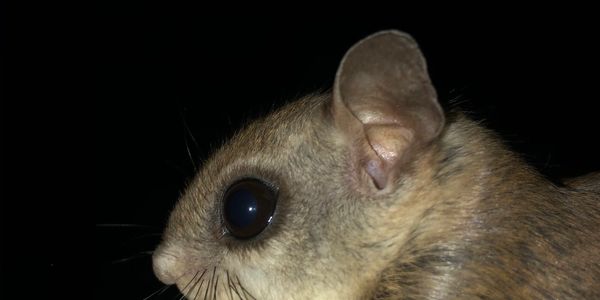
[152,244,185,285]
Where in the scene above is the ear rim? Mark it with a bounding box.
[334,29,444,141]
[331,30,445,192]
[333,30,427,107]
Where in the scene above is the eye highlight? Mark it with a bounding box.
[223,179,277,239]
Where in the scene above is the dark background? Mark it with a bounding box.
[94,9,600,300]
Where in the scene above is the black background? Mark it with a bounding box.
[7,7,600,300]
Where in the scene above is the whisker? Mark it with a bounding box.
[193,278,205,300]
[204,267,216,300]
[110,251,154,264]
[212,274,219,300]
[229,276,244,300]
[142,284,171,300]
[180,108,198,172]
[161,271,195,300]
[235,275,256,300]
[123,232,163,241]
[237,281,247,300]
[197,268,208,282]
[156,284,171,298]
[194,269,207,300]
[181,271,203,300]
[173,291,185,300]
[226,271,234,300]
[176,271,200,300]
[185,118,200,152]
[116,233,162,249]
[96,224,158,229]
[190,269,208,300]
[183,132,197,172]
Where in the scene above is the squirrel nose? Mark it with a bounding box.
[152,244,185,285]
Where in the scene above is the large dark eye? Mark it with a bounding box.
[223,179,277,239]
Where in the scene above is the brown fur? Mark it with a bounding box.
[153,31,600,299]
[372,114,600,299]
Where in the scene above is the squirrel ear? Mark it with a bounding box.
[332,30,445,190]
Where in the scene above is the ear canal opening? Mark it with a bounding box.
[366,159,387,190]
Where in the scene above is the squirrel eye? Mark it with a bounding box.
[223,179,277,239]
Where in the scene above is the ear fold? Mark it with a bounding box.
[332,30,445,191]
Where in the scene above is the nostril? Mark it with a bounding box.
[152,245,184,285]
